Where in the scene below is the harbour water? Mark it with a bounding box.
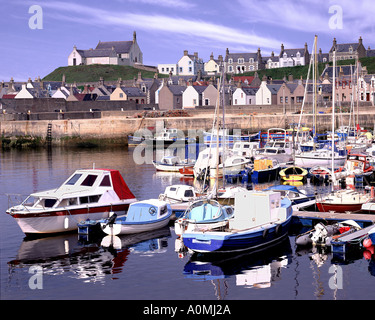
[1,146,374,301]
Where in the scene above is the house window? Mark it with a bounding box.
[228,66,233,72]
[238,58,244,64]
[161,68,165,72]
[179,67,183,72]
[228,58,233,64]
[249,58,254,63]
[249,65,254,71]
[193,99,197,105]
[205,99,209,105]
[119,93,123,98]
[189,67,192,72]
[280,97,283,103]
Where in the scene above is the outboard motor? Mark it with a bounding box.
[103,213,117,229]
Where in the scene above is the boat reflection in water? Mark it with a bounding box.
[183,237,292,297]
[7,226,171,284]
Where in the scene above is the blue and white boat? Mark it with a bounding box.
[182,190,293,254]
[174,199,234,236]
[251,158,280,184]
[262,185,315,205]
[101,199,172,235]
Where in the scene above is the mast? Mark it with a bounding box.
[331,50,336,185]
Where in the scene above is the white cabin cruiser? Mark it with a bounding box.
[6,169,137,235]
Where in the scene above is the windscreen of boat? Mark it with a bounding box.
[66,174,82,185]
[81,175,98,187]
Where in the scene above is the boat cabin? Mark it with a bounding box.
[125,200,171,222]
[232,141,259,158]
[18,169,135,212]
[161,184,197,202]
[159,156,182,165]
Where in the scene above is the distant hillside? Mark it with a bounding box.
[43,64,167,83]
[241,56,375,80]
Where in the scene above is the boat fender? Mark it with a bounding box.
[363,237,373,248]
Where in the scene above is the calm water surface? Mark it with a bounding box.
[1,146,374,300]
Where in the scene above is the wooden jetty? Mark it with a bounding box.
[292,210,375,227]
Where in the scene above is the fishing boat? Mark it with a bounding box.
[152,155,194,172]
[182,190,293,254]
[179,166,194,176]
[262,185,315,205]
[335,153,374,180]
[251,158,281,184]
[203,128,250,147]
[294,148,346,168]
[316,189,372,213]
[6,168,137,235]
[101,199,172,236]
[279,166,308,182]
[174,199,234,236]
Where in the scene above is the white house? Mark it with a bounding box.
[264,52,280,69]
[51,87,70,99]
[14,84,34,99]
[233,87,258,105]
[178,50,204,76]
[255,81,281,105]
[68,31,143,67]
[157,64,178,75]
[279,43,309,67]
[182,85,207,108]
[204,53,223,75]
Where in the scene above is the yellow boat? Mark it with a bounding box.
[279,166,308,182]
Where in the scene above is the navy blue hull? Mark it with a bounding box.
[183,216,292,254]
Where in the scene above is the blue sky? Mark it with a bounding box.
[1,0,374,81]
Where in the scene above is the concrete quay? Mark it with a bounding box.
[1,106,375,146]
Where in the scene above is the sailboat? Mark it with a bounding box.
[316,51,373,213]
[294,36,346,169]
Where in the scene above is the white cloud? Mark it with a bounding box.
[42,1,287,51]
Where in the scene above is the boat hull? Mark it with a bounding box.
[316,202,364,213]
[102,215,171,235]
[182,216,292,254]
[10,203,132,235]
[251,167,280,184]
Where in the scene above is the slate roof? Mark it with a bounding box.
[81,48,117,58]
[225,52,259,62]
[167,85,186,95]
[120,87,146,97]
[330,43,359,53]
[367,49,375,57]
[96,41,133,54]
[267,84,281,94]
[280,49,306,57]
[321,65,357,78]
[242,87,258,95]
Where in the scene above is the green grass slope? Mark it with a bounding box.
[42,64,167,83]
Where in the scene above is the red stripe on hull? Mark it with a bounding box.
[10,203,131,219]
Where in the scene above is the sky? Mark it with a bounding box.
[1,0,374,81]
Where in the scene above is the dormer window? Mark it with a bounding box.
[249,58,254,63]
[238,58,244,64]
[228,58,233,64]
[349,46,353,53]
[283,53,287,58]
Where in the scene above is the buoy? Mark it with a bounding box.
[363,238,373,248]
[363,250,372,260]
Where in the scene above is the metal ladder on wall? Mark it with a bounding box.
[46,122,52,145]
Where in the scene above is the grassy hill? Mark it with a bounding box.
[42,64,167,83]
[240,56,375,80]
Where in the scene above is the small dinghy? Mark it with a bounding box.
[101,199,172,236]
[279,166,307,182]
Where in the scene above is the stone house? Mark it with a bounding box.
[358,75,375,104]
[263,52,280,69]
[329,37,367,62]
[68,31,143,67]
[225,48,265,74]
